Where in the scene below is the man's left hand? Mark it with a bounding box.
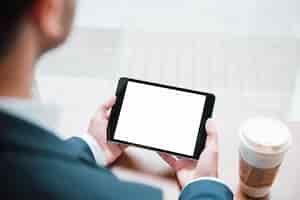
[88,96,127,166]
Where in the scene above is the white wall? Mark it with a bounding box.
[75,0,300,35]
[36,1,300,130]
[289,68,300,121]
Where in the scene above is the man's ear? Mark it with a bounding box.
[31,0,65,47]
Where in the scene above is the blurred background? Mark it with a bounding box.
[36,0,300,132]
[35,1,299,198]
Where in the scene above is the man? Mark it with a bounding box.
[0,0,233,199]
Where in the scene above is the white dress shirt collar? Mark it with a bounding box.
[0,97,62,139]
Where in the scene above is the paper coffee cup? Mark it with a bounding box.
[239,117,292,198]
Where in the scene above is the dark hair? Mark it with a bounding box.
[0,1,36,58]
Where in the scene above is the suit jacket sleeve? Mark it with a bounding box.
[64,137,163,200]
[180,180,233,200]
[64,137,98,164]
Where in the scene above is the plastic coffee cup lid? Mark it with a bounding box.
[240,117,292,154]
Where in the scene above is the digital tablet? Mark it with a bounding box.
[107,78,215,160]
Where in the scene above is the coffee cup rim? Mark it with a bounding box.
[239,129,292,155]
[239,118,292,155]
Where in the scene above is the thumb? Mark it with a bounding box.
[196,119,219,177]
[205,119,218,151]
[99,96,117,119]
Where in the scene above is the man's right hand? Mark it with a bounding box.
[159,119,219,189]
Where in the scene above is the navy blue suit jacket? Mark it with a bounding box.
[0,111,233,199]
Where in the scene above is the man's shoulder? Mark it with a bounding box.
[0,112,162,200]
[0,146,162,200]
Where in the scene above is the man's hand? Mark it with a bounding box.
[88,96,127,166]
[159,119,218,189]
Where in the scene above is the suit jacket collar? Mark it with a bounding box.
[0,111,80,161]
[0,98,62,139]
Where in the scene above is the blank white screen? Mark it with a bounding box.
[114,81,206,156]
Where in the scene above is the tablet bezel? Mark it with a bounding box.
[107,77,215,160]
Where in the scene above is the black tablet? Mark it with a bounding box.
[107,78,215,160]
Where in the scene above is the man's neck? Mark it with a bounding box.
[0,29,38,99]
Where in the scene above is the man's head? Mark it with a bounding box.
[0,0,76,59]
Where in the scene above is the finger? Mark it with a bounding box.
[175,158,197,170]
[158,153,178,169]
[159,153,196,171]
[205,119,218,151]
[99,96,117,118]
[197,145,219,177]
[119,144,129,150]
